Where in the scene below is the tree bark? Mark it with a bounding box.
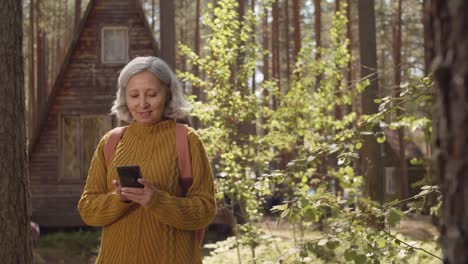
[358,0,384,202]
[74,0,81,34]
[193,0,201,99]
[314,0,321,62]
[272,0,280,107]
[262,6,270,81]
[432,0,468,263]
[29,0,35,141]
[284,0,291,79]
[0,0,33,262]
[152,0,155,32]
[160,0,176,69]
[293,0,301,60]
[423,0,434,75]
[392,0,408,200]
[251,0,256,92]
[344,0,352,116]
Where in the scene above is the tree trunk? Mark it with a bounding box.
[29,0,35,140]
[344,0,352,116]
[284,0,290,79]
[193,0,201,99]
[152,0,155,32]
[358,0,384,202]
[251,0,256,92]
[314,0,322,92]
[160,0,176,69]
[314,0,321,62]
[392,0,408,200]
[432,0,468,262]
[0,0,33,262]
[334,0,341,120]
[293,0,301,60]
[423,0,433,75]
[262,6,270,81]
[74,0,81,34]
[271,0,280,109]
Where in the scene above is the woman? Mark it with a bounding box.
[78,56,216,264]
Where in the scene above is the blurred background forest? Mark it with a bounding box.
[19,0,442,263]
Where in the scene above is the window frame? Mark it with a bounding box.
[58,114,112,183]
[384,166,397,195]
[100,26,129,65]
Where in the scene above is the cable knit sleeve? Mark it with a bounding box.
[77,132,133,227]
[146,130,216,230]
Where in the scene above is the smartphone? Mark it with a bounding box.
[116,165,144,188]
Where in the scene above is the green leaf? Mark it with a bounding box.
[388,208,404,227]
[356,142,362,150]
[377,237,386,248]
[354,254,367,264]
[280,208,290,219]
[318,239,328,246]
[377,136,386,143]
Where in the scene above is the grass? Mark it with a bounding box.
[203,218,442,264]
[34,230,100,264]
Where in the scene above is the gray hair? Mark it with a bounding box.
[111,56,191,123]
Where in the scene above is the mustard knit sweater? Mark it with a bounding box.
[78,120,216,264]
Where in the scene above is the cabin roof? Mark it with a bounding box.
[29,0,159,154]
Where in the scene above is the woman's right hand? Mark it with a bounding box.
[112,179,131,203]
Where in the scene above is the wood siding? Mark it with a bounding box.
[29,0,157,227]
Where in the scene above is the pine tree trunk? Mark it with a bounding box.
[271,0,280,109]
[74,0,81,34]
[432,0,468,262]
[344,0,352,116]
[393,0,408,200]
[358,0,384,202]
[29,0,35,140]
[314,0,321,62]
[193,0,201,100]
[0,0,33,262]
[152,0,155,32]
[160,0,176,69]
[284,0,290,79]
[293,0,301,60]
[251,0,256,92]
[262,6,270,81]
[334,0,341,120]
[423,0,433,75]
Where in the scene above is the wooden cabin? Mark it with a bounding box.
[381,128,426,201]
[28,0,158,227]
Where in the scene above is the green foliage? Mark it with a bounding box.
[179,1,439,263]
[36,230,100,257]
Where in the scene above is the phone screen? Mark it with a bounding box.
[116,165,144,188]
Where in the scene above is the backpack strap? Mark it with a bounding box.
[104,126,127,167]
[175,123,205,244]
[175,123,192,196]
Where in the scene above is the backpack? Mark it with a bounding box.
[103,123,205,244]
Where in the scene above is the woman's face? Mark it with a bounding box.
[126,71,168,125]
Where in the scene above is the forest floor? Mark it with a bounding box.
[33,216,439,263]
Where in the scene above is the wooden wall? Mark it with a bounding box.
[29,0,157,227]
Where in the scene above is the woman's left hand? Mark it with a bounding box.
[121,179,156,208]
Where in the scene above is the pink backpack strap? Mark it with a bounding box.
[104,126,127,167]
[175,124,192,195]
[175,123,206,244]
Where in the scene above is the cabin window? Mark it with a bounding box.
[61,115,112,181]
[101,27,128,64]
[384,166,397,195]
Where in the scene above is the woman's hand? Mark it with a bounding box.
[112,179,131,203]
[121,179,156,208]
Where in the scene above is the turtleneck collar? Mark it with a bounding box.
[126,119,175,138]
